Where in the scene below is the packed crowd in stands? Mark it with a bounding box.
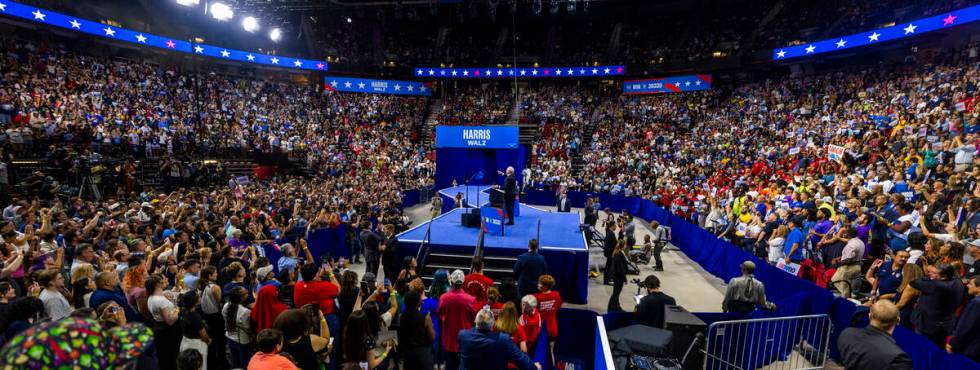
[440,84,514,125]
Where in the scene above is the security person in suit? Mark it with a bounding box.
[556,190,571,212]
[513,239,548,297]
[838,300,913,370]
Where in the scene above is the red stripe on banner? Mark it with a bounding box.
[666,84,682,92]
[698,74,712,84]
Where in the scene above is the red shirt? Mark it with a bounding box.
[518,309,542,350]
[533,290,562,335]
[464,273,494,301]
[437,288,476,353]
[293,280,339,315]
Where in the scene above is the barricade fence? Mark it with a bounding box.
[703,314,832,370]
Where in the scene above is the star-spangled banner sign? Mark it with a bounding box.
[413,66,625,79]
[773,4,980,61]
[622,74,711,95]
[0,0,327,72]
[324,77,431,97]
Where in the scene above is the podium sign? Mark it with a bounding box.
[480,206,506,236]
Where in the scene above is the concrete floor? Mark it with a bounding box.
[400,203,727,314]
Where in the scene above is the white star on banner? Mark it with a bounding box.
[428,69,435,75]
[567,69,574,75]
[520,70,526,76]
[695,80,701,86]
[440,70,446,76]
[344,81,352,88]
[330,81,338,87]
[103,27,115,37]
[508,70,514,75]
[485,70,491,76]
[0,3,7,12]
[835,39,847,48]
[220,50,230,57]
[194,46,204,53]
[452,70,458,76]
[556,69,563,75]
[246,54,255,61]
[603,68,610,74]
[293,60,302,67]
[420,86,427,92]
[32,9,45,21]
[685,81,691,86]
[394,84,401,90]
[463,70,469,76]
[357,82,365,89]
[776,50,786,58]
[591,68,598,74]
[805,45,816,54]
[579,69,585,74]
[497,70,503,76]
[532,70,538,75]
[69,19,81,29]
[135,34,147,43]
[868,32,880,42]
[270,57,279,64]
[417,69,423,75]
[904,24,917,34]
[407,85,414,91]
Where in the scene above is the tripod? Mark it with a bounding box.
[78,176,102,201]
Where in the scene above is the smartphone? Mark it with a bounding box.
[383,278,390,287]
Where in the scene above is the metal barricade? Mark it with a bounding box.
[703,314,832,370]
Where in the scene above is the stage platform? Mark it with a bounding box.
[437,185,492,208]
[399,187,590,304]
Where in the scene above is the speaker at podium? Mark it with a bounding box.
[489,188,506,208]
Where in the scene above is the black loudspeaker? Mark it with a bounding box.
[664,305,706,370]
[461,210,480,228]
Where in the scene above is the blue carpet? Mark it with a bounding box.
[399,205,587,251]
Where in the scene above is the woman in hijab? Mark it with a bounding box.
[252,284,287,333]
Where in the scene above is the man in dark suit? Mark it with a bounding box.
[951,276,980,362]
[381,224,400,282]
[838,300,913,370]
[503,167,517,225]
[584,198,598,227]
[513,239,548,297]
[910,263,967,347]
[603,221,618,285]
[634,275,676,329]
[556,191,571,212]
[359,221,385,277]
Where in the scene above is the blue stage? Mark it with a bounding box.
[399,187,590,304]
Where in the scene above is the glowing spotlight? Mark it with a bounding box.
[270,28,282,42]
[176,0,200,7]
[210,2,234,21]
[242,16,260,32]
[346,17,352,23]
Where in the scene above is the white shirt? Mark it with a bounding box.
[40,288,72,320]
[148,294,175,323]
[223,302,252,344]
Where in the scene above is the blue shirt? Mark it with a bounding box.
[875,261,904,295]
[784,228,805,261]
[278,256,299,274]
[89,288,141,323]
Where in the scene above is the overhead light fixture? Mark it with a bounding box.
[270,28,282,42]
[346,17,352,23]
[242,16,260,32]
[210,2,234,21]
[176,0,200,7]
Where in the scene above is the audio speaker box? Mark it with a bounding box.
[664,305,706,369]
[461,210,480,228]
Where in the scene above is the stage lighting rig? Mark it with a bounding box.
[210,2,234,21]
[242,16,260,32]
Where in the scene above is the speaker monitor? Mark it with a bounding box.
[461,210,480,228]
[664,305,706,369]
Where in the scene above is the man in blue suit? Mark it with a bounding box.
[514,239,548,297]
[459,307,540,370]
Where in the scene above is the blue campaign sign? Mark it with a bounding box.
[0,0,327,72]
[480,206,506,236]
[773,4,980,61]
[415,65,624,79]
[623,74,712,95]
[324,77,431,96]
[435,126,519,149]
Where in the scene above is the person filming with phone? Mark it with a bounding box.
[294,261,342,367]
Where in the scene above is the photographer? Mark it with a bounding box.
[634,275,676,329]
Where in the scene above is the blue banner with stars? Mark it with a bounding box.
[0,0,327,72]
[414,66,624,79]
[623,74,711,95]
[773,4,980,61]
[325,77,431,97]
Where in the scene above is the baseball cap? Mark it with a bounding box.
[140,202,152,208]
[161,229,176,238]
[450,269,466,284]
